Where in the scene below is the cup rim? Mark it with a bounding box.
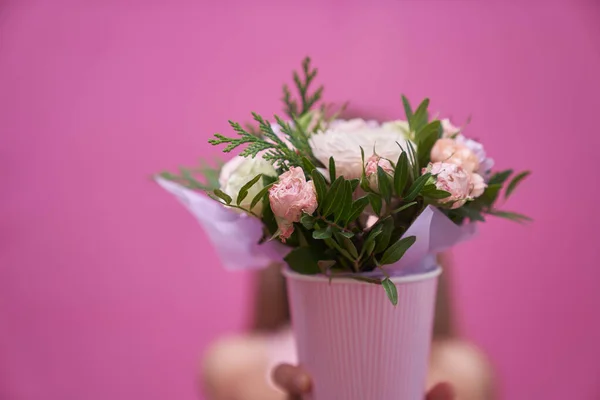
[282,265,442,285]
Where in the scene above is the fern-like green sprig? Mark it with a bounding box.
[282,57,324,118]
[208,112,303,169]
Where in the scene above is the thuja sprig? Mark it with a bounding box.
[282,57,324,118]
[208,112,304,169]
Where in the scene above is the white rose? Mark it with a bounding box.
[381,119,411,138]
[218,155,277,215]
[309,119,412,179]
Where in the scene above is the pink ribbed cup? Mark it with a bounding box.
[283,267,441,400]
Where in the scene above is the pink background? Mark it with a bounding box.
[1,1,599,399]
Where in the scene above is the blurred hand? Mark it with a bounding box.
[272,364,455,400]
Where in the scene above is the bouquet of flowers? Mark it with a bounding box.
[157,58,529,399]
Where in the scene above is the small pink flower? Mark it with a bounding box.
[469,172,487,198]
[427,162,473,209]
[269,167,318,242]
[430,138,480,173]
[365,154,394,191]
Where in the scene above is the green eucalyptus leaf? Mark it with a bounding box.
[323,238,355,261]
[404,173,431,202]
[379,236,416,265]
[415,121,442,169]
[337,230,354,238]
[401,94,413,120]
[455,206,486,222]
[377,166,393,204]
[329,157,336,184]
[373,217,394,254]
[311,169,327,206]
[284,247,323,275]
[213,189,232,204]
[505,171,530,199]
[300,213,316,229]
[382,278,398,306]
[422,184,451,199]
[391,201,418,214]
[479,183,502,206]
[406,140,420,179]
[351,276,381,284]
[334,232,358,259]
[488,169,513,185]
[236,174,263,205]
[368,193,383,216]
[335,180,354,224]
[322,176,345,217]
[394,151,410,197]
[302,157,316,173]
[488,210,532,223]
[249,183,274,210]
[313,225,333,240]
[345,196,370,224]
[410,98,430,133]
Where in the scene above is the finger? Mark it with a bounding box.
[272,364,312,395]
[426,382,455,400]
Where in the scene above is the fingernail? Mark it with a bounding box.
[293,373,311,392]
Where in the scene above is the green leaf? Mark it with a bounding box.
[323,238,355,262]
[391,201,418,214]
[179,167,206,190]
[351,276,381,284]
[377,166,393,203]
[329,157,336,183]
[349,178,360,192]
[394,151,410,197]
[505,171,530,199]
[249,182,274,210]
[317,260,336,274]
[213,189,232,204]
[404,173,432,202]
[405,140,420,179]
[360,224,383,260]
[454,206,486,222]
[335,180,354,224]
[379,236,416,265]
[337,230,354,238]
[345,196,370,224]
[488,210,532,223]
[368,193,383,216]
[236,174,263,205]
[415,120,442,169]
[421,184,451,199]
[302,157,316,172]
[284,247,324,275]
[373,217,394,254]
[401,94,413,120]
[322,176,345,217]
[311,169,327,206]
[488,169,513,185]
[382,278,398,306]
[478,183,502,206]
[334,232,359,259]
[300,213,315,229]
[410,98,430,133]
[313,225,333,239]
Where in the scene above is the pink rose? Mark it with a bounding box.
[365,154,394,191]
[440,118,494,178]
[269,167,318,241]
[470,172,486,198]
[427,162,473,209]
[430,138,480,173]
